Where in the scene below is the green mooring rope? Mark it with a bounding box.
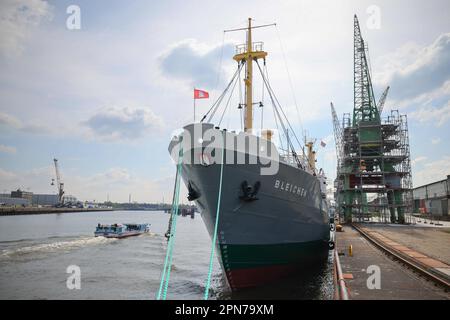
[204,136,225,300]
[156,136,225,300]
[156,148,183,300]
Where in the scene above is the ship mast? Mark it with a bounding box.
[232,18,268,133]
[245,18,253,133]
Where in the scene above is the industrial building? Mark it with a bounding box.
[32,194,59,206]
[0,191,77,207]
[61,194,77,203]
[11,189,33,202]
[332,16,413,223]
[413,176,450,216]
[0,195,30,206]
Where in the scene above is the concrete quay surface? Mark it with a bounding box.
[335,225,450,300]
[360,224,450,271]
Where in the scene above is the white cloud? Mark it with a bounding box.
[409,102,450,127]
[431,137,441,145]
[74,168,181,203]
[0,0,53,57]
[374,33,450,102]
[83,106,164,141]
[159,39,235,88]
[389,80,450,111]
[413,155,450,187]
[0,168,16,181]
[20,123,54,134]
[28,165,53,177]
[0,144,17,154]
[0,112,21,128]
[90,168,131,185]
[412,156,427,166]
[0,111,53,134]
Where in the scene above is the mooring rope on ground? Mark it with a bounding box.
[204,134,225,300]
[156,147,183,300]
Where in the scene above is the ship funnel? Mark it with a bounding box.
[261,129,273,142]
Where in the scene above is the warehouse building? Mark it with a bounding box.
[0,195,30,206]
[413,175,449,216]
[11,189,33,202]
[1,191,77,207]
[31,194,77,206]
[32,194,59,206]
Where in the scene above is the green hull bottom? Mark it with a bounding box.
[219,240,329,289]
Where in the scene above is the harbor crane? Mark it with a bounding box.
[330,102,343,168]
[377,86,390,115]
[332,16,412,224]
[51,158,65,204]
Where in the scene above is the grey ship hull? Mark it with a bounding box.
[169,123,330,290]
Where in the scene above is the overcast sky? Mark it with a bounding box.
[0,0,449,202]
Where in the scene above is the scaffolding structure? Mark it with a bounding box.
[332,16,413,223]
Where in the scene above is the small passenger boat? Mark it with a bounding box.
[94,223,150,238]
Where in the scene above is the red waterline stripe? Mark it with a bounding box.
[226,264,298,289]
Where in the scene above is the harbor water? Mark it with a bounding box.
[0,210,334,299]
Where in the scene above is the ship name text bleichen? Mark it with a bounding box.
[274,179,307,197]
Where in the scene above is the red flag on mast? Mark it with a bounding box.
[194,89,209,99]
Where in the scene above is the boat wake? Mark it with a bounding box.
[0,236,117,259]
